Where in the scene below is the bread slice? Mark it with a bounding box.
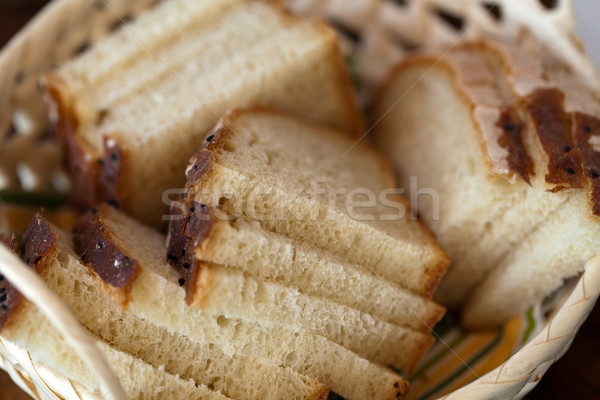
[44,0,362,228]
[94,204,433,373]
[175,107,449,298]
[20,211,408,399]
[2,306,231,399]
[7,213,330,400]
[0,226,229,399]
[373,39,600,328]
[168,213,444,332]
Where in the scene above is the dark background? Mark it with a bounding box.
[0,1,598,399]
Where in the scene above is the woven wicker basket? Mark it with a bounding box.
[0,0,599,399]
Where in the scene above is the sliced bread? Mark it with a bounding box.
[0,224,229,399]
[22,210,408,399]
[2,305,230,400]
[44,0,362,228]
[167,212,445,332]
[10,213,330,400]
[97,204,433,373]
[372,38,600,328]
[175,107,449,297]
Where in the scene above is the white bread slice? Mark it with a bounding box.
[462,190,599,328]
[169,214,444,332]
[373,40,600,328]
[2,307,230,399]
[373,44,552,308]
[177,107,449,297]
[196,264,434,373]
[44,0,363,228]
[6,214,329,400]
[32,209,409,399]
[0,228,229,399]
[98,204,433,373]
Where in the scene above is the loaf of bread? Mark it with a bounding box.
[373,36,600,329]
[172,107,449,298]
[44,0,362,228]
[0,223,229,399]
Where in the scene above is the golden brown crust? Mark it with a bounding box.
[189,261,217,308]
[308,385,331,400]
[73,206,140,308]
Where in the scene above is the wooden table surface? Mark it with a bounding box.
[0,1,599,399]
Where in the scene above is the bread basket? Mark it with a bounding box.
[0,0,599,399]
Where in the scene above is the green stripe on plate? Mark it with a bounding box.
[411,333,467,380]
[521,306,536,345]
[416,330,504,400]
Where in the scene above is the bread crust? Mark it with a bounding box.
[376,45,600,218]
[43,74,127,211]
[1,213,59,333]
[73,207,141,308]
[0,233,22,332]
[524,88,584,191]
[167,200,216,303]
[375,49,534,186]
[573,113,600,214]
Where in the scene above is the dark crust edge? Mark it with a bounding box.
[0,233,19,331]
[167,130,221,303]
[73,207,140,301]
[525,88,584,190]
[0,213,58,331]
[572,113,600,215]
[496,108,535,184]
[43,74,126,211]
[167,200,215,304]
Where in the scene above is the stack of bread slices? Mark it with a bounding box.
[0,0,450,399]
[0,227,232,400]
[44,0,363,229]
[373,35,600,329]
